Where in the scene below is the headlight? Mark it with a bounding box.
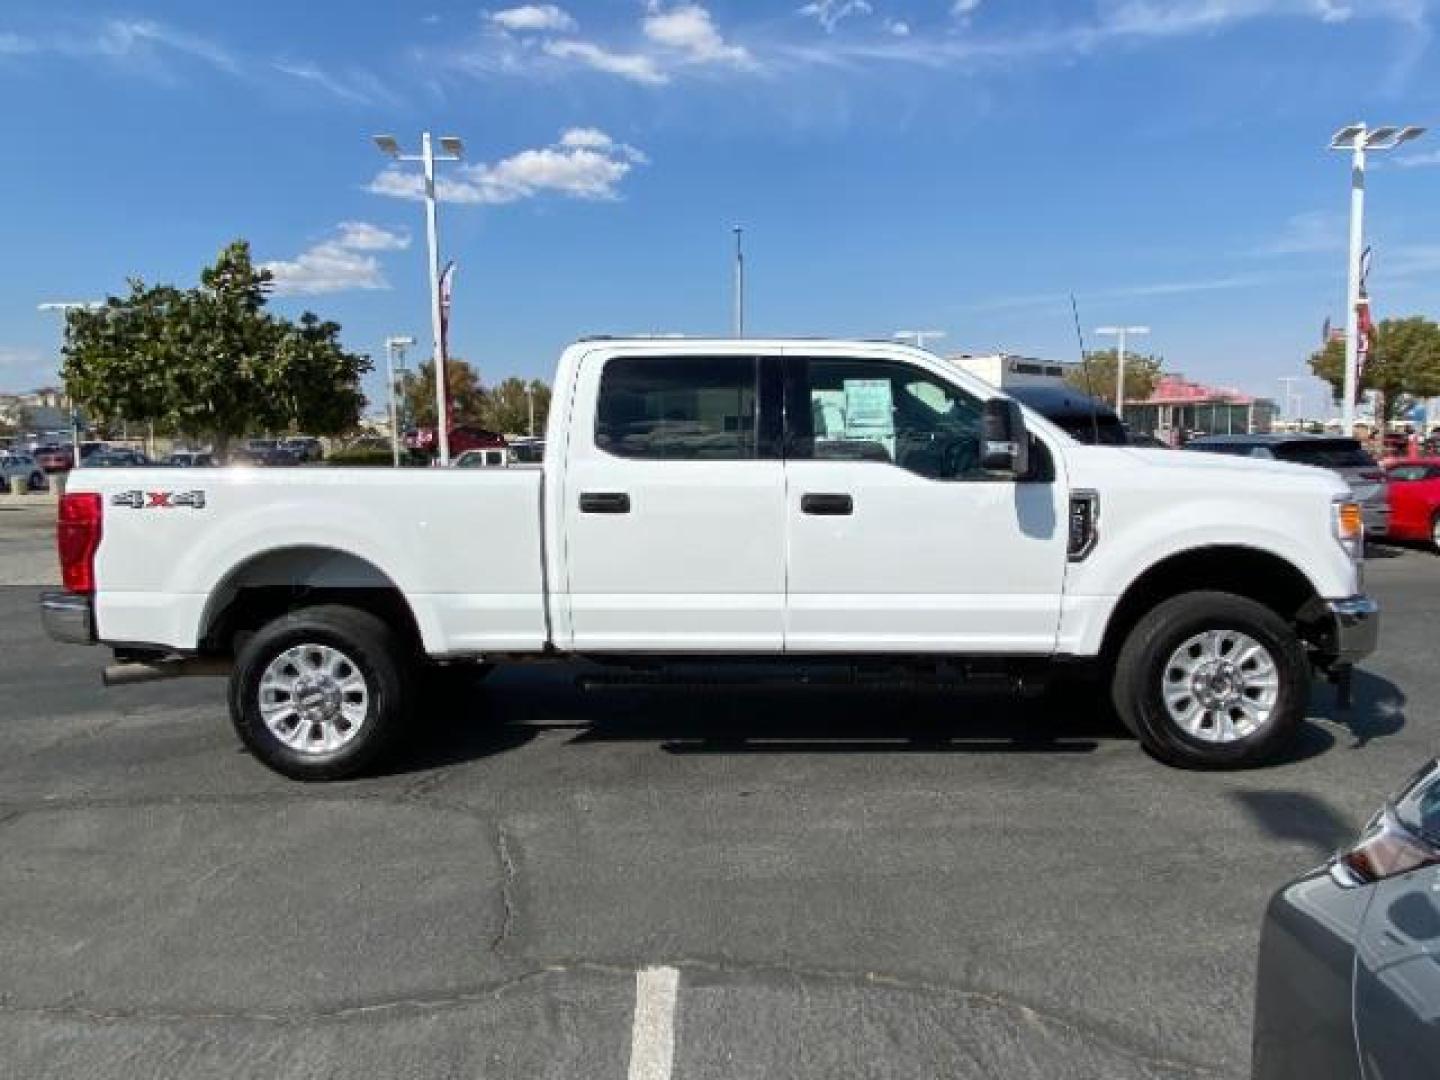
[1333,497,1364,559]
[1334,808,1440,885]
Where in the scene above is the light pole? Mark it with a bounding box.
[732,226,744,337]
[524,382,535,437]
[374,131,464,464]
[384,335,416,467]
[38,301,103,459]
[1328,123,1425,435]
[894,330,946,351]
[1095,325,1150,419]
[1278,376,1304,427]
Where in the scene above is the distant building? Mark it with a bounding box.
[945,353,1077,390]
[0,387,74,434]
[1124,374,1276,440]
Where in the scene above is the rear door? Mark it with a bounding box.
[559,349,786,651]
[780,350,1069,654]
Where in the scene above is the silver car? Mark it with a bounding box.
[1187,435,1389,536]
[1253,759,1440,1079]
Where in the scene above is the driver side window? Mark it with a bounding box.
[786,358,985,481]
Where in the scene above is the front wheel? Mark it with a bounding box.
[1431,511,1440,555]
[1112,591,1309,769]
[229,605,412,780]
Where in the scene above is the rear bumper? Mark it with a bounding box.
[40,590,95,645]
[1324,595,1379,664]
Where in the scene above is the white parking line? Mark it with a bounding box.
[626,965,680,1080]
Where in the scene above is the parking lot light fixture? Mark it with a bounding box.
[1328,122,1426,434]
[1095,326,1150,416]
[371,131,464,465]
[894,331,946,351]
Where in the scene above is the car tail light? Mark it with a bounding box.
[1336,808,1440,885]
[57,492,102,593]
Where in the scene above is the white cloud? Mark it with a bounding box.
[272,60,398,106]
[1393,149,1440,168]
[885,19,911,36]
[263,222,411,296]
[368,129,646,205]
[642,3,752,66]
[797,1,873,33]
[543,38,668,83]
[81,18,238,73]
[559,127,616,149]
[0,33,38,55]
[952,0,982,16]
[1255,211,1347,256]
[490,4,578,33]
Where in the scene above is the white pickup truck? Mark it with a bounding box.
[42,339,1377,779]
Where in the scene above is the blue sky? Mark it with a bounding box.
[1,1,1438,417]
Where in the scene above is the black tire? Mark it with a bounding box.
[1431,511,1440,555]
[1112,591,1309,769]
[228,605,412,781]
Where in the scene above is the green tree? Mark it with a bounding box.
[1309,316,1440,423]
[61,241,370,459]
[398,358,486,430]
[1064,348,1163,407]
[483,377,551,436]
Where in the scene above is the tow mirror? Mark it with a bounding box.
[981,398,1030,477]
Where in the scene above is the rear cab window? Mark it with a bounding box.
[595,355,768,460]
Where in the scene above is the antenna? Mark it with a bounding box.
[1070,294,1101,445]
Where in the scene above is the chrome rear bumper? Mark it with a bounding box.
[40,591,95,645]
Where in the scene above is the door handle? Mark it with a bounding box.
[579,491,631,514]
[801,492,853,516]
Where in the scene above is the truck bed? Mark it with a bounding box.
[71,467,548,657]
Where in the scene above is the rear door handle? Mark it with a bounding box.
[579,491,631,514]
[801,492,853,516]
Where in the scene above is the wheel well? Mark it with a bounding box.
[1098,546,1322,662]
[199,547,422,658]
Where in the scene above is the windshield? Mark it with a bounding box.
[1272,440,1375,469]
[1394,760,1440,844]
[1047,414,1130,446]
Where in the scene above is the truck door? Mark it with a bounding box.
[559,350,786,651]
[781,352,1067,653]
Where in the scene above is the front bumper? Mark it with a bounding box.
[1323,595,1379,664]
[40,590,95,645]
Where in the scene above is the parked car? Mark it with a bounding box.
[1382,457,1440,552]
[1186,434,1389,536]
[0,452,48,491]
[78,441,109,462]
[405,425,507,456]
[166,451,216,468]
[1004,386,1130,446]
[453,448,510,468]
[230,446,302,468]
[84,448,151,468]
[1253,758,1440,1079]
[40,338,1376,781]
[281,436,324,462]
[31,444,74,473]
[1126,432,1170,449]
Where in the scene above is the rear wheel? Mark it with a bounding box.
[1431,511,1440,554]
[229,605,412,780]
[1112,591,1309,769]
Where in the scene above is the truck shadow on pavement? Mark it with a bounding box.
[385,663,1407,776]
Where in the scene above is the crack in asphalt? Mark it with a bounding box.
[0,957,1229,1077]
[492,825,518,955]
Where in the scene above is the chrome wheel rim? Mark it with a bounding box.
[1161,630,1279,743]
[258,644,369,755]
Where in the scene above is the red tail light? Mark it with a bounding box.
[57,492,103,594]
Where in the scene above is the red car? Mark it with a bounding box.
[404,426,506,457]
[1383,457,1440,551]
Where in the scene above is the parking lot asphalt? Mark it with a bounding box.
[0,510,1434,1079]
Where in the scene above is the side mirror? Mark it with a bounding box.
[981,398,1030,477]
